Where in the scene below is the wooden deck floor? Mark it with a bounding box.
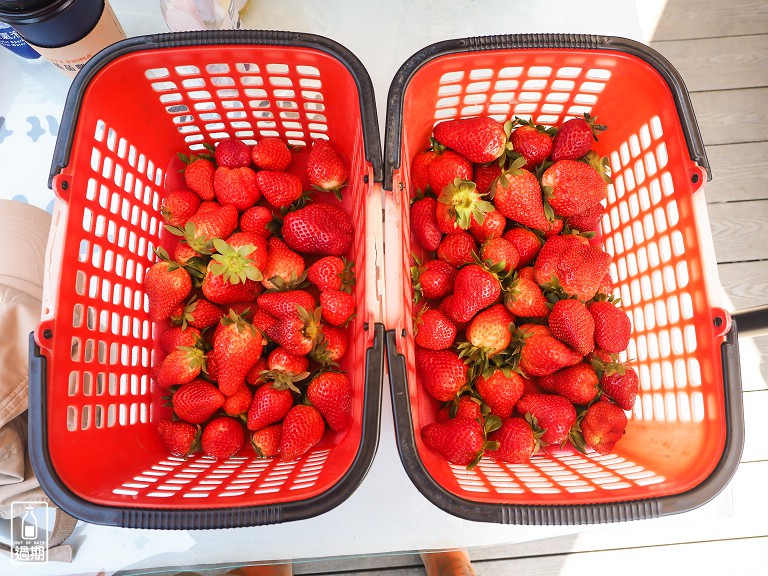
[291,1,768,574]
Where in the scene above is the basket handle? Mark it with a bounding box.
[731,305,768,337]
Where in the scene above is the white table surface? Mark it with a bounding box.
[1,2,736,575]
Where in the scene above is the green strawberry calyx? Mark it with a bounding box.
[438,178,495,230]
[210,238,264,284]
[220,308,258,339]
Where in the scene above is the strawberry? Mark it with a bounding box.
[448,264,501,324]
[262,237,306,290]
[214,166,260,211]
[463,304,514,358]
[173,241,201,265]
[251,424,282,458]
[173,297,224,330]
[555,242,612,302]
[202,266,262,305]
[475,369,525,419]
[251,137,292,171]
[307,256,355,293]
[257,290,316,319]
[436,231,476,267]
[239,205,274,238]
[307,371,353,432]
[214,138,252,168]
[415,347,468,402]
[487,417,540,463]
[157,420,200,457]
[504,276,549,318]
[480,237,519,272]
[544,218,565,238]
[312,324,348,365]
[510,118,554,169]
[577,400,627,454]
[567,201,606,233]
[267,346,309,375]
[502,227,543,267]
[541,159,608,218]
[473,162,502,195]
[205,348,220,382]
[246,379,296,431]
[282,203,353,256]
[320,289,355,326]
[175,203,239,254]
[533,234,584,287]
[266,306,323,356]
[159,325,202,355]
[492,158,552,232]
[183,157,216,200]
[411,149,438,194]
[589,301,632,354]
[515,392,576,445]
[550,113,606,162]
[596,360,639,411]
[246,356,269,386]
[437,395,483,422]
[427,149,473,196]
[411,196,443,251]
[436,179,495,232]
[411,257,456,302]
[414,308,457,351]
[155,346,206,387]
[225,231,269,272]
[598,272,614,297]
[468,208,506,244]
[518,266,536,281]
[213,310,264,396]
[307,139,349,195]
[438,295,468,332]
[201,416,245,459]
[161,189,201,228]
[538,363,600,405]
[223,384,253,417]
[548,299,595,356]
[432,117,507,163]
[172,379,226,424]
[201,239,264,305]
[144,260,192,322]
[256,170,304,209]
[279,404,326,462]
[421,417,494,467]
[515,325,582,377]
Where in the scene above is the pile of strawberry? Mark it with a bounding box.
[410,114,639,468]
[144,136,358,462]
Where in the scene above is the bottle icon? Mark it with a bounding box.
[21,507,38,540]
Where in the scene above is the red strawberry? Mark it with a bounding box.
[251,137,292,171]
[468,208,506,244]
[516,325,582,377]
[421,417,488,467]
[213,310,264,396]
[544,218,565,238]
[436,230,476,267]
[492,158,552,232]
[432,117,507,163]
[588,301,632,354]
[504,276,549,318]
[161,189,201,228]
[159,325,202,355]
[533,234,584,287]
[266,306,322,356]
[246,379,296,431]
[578,400,627,454]
[257,290,316,319]
[251,424,282,458]
[600,364,639,411]
[552,235,612,302]
[201,416,245,459]
[411,149,438,194]
[411,196,443,251]
[179,203,239,254]
[502,227,543,267]
[201,240,263,305]
[598,272,614,297]
[437,395,483,422]
[436,179,494,232]
[475,369,525,419]
[567,201,606,233]
[225,231,269,272]
[307,139,349,194]
[427,149,473,196]
[173,241,201,265]
[415,347,468,402]
[548,298,595,356]
[214,138,251,168]
[214,166,260,211]
[279,404,326,462]
[518,266,535,281]
[223,384,253,417]
[202,267,262,305]
[173,379,226,424]
[414,308,457,350]
[320,289,355,326]
[312,324,348,365]
[239,205,274,238]
[473,162,502,194]
[267,346,309,375]
[156,346,206,387]
[184,158,216,200]
[538,363,600,405]
[438,295,469,332]
[262,237,306,290]
[144,261,192,322]
[411,258,456,302]
[307,371,353,432]
[449,264,501,324]
[550,113,606,162]
[282,204,353,256]
[510,119,554,169]
[542,160,608,218]
[157,419,200,457]
[256,170,304,209]
[307,256,355,293]
[464,304,515,358]
[480,237,519,272]
[205,348,220,382]
[245,355,270,386]
[515,392,576,445]
[174,297,224,330]
[487,417,540,463]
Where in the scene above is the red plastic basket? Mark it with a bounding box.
[29,31,384,529]
[383,35,744,524]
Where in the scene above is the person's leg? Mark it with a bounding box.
[224,563,293,576]
[420,549,477,576]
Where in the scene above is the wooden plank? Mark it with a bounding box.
[742,390,768,461]
[734,334,768,392]
[651,0,768,41]
[705,200,768,263]
[690,88,768,146]
[650,35,768,93]
[717,261,768,311]
[704,142,768,204]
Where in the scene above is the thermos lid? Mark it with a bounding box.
[0,0,74,20]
